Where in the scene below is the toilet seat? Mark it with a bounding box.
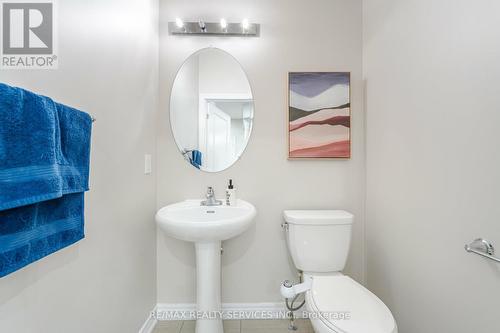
[305,274,397,333]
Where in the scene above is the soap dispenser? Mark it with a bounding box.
[225,179,237,206]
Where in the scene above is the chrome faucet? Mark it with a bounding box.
[201,187,223,206]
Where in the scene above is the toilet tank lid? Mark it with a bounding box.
[283,210,353,225]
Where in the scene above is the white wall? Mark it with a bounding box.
[158,0,364,304]
[363,0,500,332]
[0,0,158,332]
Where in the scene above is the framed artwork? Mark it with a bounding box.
[288,72,351,158]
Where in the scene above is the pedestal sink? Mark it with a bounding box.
[156,199,256,333]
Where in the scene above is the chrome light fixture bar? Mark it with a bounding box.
[168,19,259,36]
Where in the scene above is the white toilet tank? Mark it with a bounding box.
[283,210,353,273]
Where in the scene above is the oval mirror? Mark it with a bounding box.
[170,48,254,172]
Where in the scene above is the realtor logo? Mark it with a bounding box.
[1,0,57,69]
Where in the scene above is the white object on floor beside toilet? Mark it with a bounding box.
[281,275,312,299]
[282,210,397,333]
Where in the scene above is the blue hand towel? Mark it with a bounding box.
[0,83,92,277]
[0,84,91,209]
[190,150,202,169]
[0,194,85,277]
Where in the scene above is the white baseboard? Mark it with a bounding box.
[138,306,158,333]
[139,302,306,331]
[154,302,302,321]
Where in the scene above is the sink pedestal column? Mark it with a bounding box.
[195,241,223,333]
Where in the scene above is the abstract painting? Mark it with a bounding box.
[288,72,350,158]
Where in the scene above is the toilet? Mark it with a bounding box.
[283,210,397,333]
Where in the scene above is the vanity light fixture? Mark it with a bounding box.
[220,18,227,30]
[175,17,184,28]
[168,18,259,36]
[198,20,206,32]
[242,18,249,31]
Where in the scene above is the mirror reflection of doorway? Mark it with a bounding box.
[170,48,255,172]
[199,96,253,171]
[206,102,231,171]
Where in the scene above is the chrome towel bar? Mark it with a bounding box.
[464,238,500,263]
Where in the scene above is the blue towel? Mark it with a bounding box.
[190,150,202,169]
[0,83,92,277]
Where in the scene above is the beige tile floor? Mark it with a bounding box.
[153,319,314,333]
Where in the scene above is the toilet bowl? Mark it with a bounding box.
[305,273,396,333]
[282,210,397,333]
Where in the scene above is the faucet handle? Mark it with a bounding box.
[206,186,214,196]
[201,186,222,206]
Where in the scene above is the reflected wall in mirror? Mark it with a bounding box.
[170,48,254,172]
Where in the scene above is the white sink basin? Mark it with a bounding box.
[155,199,256,333]
[156,199,256,242]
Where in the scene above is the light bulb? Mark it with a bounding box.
[220,18,227,29]
[175,18,184,28]
[242,18,249,30]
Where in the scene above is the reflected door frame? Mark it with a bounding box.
[198,93,253,171]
